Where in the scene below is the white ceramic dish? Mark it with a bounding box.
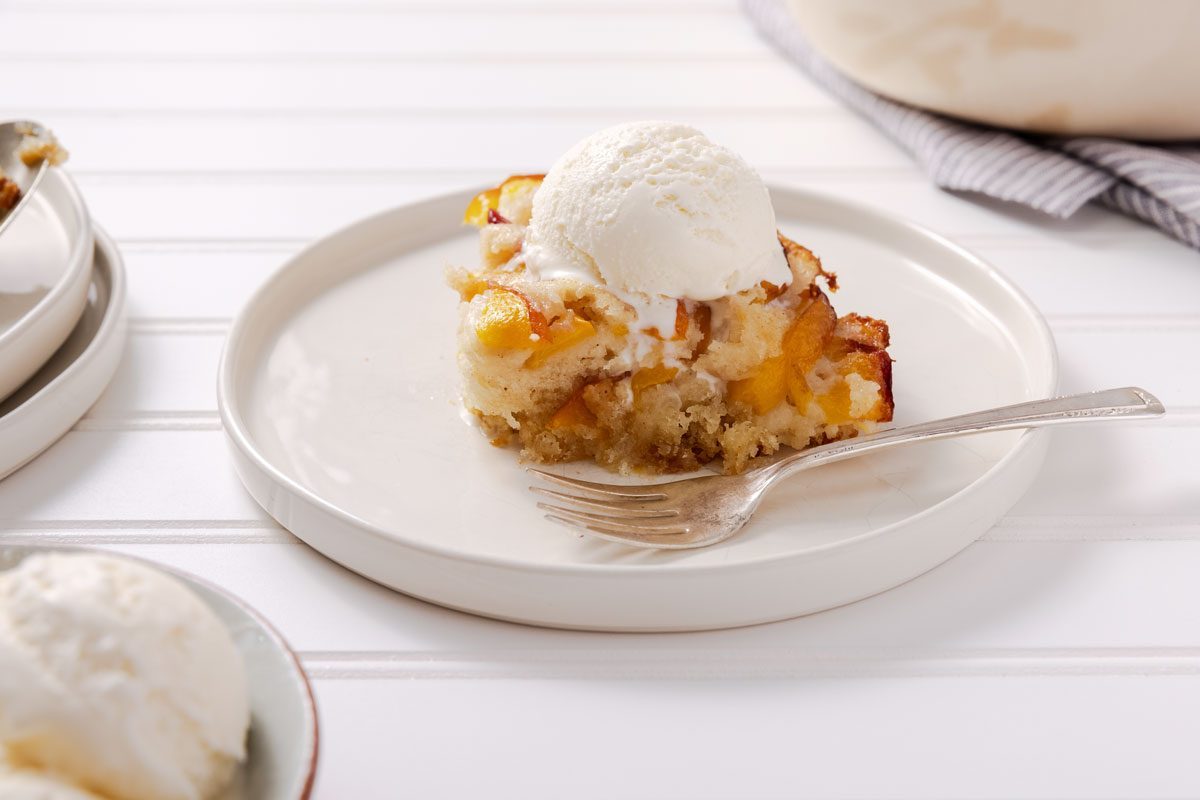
[219,186,1057,632]
[0,227,124,480]
[786,0,1200,139]
[0,546,319,800]
[0,167,93,402]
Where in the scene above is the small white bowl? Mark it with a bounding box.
[0,547,319,799]
[0,167,93,402]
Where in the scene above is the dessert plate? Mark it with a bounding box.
[0,546,319,800]
[0,167,93,402]
[0,227,125,480]
[219,187,1057,631]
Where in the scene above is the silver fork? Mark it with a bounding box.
[529,387,1165,550]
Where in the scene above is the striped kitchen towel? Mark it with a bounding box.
[742,0,1200,250]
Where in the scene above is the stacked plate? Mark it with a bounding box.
[0,166,127,479]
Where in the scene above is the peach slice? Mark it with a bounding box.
[730,293,839,416]
[463,187,501,227]
[785,369,812,410]
[782,293,836,375]
[631,364,678,397]
[474,289,537,350]
[463,174,545,227]
[498,285,550,339]
[524,315,596,368]
[673,301,689,339]
[473,285,551,350]
[497,175,545,225]
[547,384,598,430]
[728,355,787,415]
[817,379,853,426]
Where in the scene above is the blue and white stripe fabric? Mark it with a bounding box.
[742,0,1200,250]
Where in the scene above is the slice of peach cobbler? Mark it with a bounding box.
[446,122,892,474]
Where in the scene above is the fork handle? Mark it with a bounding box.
[764,387,1165,484]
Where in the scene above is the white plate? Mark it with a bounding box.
[219,187,1057,632]
[0,227,124,480]
[0,546,319,800]
[0,168,93,402]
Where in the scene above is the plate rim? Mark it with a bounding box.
[219,185,1058,578]
[0,167,93,351]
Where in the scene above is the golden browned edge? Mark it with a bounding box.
[779,232,894,421]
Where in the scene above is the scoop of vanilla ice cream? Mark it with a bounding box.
[525,121,791,301]
[0,758,107,800]
[0,553,250,800]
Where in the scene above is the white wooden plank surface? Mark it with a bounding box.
[5,8,761,58]
[303,676,1200,800]
[71,173,1169,245]
[1,1,1198,797]
[41,114,911,173]
[40,540,1200,657]
[2,61,834,112]
[12,0,720,7]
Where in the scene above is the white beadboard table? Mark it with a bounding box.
[3,1,1199,797]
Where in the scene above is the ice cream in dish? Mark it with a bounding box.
[0,552,250,800]
[448,121,894,474]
